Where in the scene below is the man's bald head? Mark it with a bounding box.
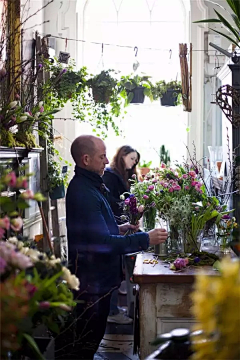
[71,135,109,175]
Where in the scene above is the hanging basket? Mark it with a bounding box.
[92,86,111,104]
[160,89,180,107]
[49,183,65,200]
[128,86,145,104]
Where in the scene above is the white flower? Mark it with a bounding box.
[62,266,80,290]
[38,101,43,108]
[9,101,17,109]
[48,258,61,267]
[19,116,27,121]
[120,195,125,200]
[26,248,40,262]
[17,241,24,250]
[20,246,29,255]
[8,237,18,246]
[24,112,30,116]
[35,112,40,118]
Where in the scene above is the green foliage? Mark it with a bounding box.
[193,0,240,47]
[119,74,155,104]
[153,80,182,105]
[47,143,71,192]
[139,160,152,168]
[159,145,171,166]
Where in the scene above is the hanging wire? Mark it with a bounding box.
[40,33,225,52]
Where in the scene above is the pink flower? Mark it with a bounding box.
[10,250,33,269]
[173,185,181,191]
[39,106,44,113]
[11,217,23,232]
[124,198,130,205]
[169,187,174,193]
[39,301,50,309]
[191,181,197,187]
[4,172,17,187]
[148,185,154,191]
[0,216,10,230]
[173,257,188,270]
[25,282,37,297]
[0,228,5,239]
[185,186,190,190]
[152,179,157,183]
[143,195,149,200]
[138,205,144,213]
[163,183,168,188]
[132,174,137,179]
[189,171,196,178]
[161,163,166,168]
[21,190,34,199]
[145,189,150,193]
[182,174,188,179]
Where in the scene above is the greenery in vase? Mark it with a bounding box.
[119,74,156,105]
[217,215,238,250]
[193,0,240,47]
[153,80,182,105]
[159,145,171,166]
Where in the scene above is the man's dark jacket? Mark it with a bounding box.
[66,166,149,294]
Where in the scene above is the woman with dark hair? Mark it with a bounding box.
[103,145,140,325]
[103,145,140,223]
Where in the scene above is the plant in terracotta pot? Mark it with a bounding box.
[153,80,182,106]
[138,160,152,179]
[119,74,155,104]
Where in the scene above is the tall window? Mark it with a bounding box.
[78,0,190,165]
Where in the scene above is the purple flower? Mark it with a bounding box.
[194,257,200,263]
[143,195,149,200]
[60,68,67,76]
[222,215,230,220]
[150,202,156,208]
[148,185,154,191]
[0,256,7,274]
[125,198,130,205]
[38,63,43,68]
[173,257,188,270]
[39,301,50,309]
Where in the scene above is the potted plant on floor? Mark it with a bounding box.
[120,74,155,104]
[154,80,182,106]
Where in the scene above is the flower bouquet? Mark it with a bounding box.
[0,170,79,359]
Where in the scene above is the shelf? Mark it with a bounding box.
[0,147,43,160]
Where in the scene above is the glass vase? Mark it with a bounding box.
[168,225,182,254]
[143,207,157,232]
[181,230,203,254]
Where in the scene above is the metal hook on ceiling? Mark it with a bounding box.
[169,49,172,60]
[134,46,138,57]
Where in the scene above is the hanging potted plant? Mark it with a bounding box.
[45,58,88,101]
[154,80,182,107]
[120,74,155,104]
[87,70,119,104]
[47,154,69,200]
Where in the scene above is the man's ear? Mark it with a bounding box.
[82,154,90,166]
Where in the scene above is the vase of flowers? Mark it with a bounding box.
[143,206,157,232]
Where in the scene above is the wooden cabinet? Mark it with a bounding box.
[133,253,217,360]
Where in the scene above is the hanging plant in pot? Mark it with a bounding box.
[87,70,119,104]
[154,80,182,107]
[119,74,155,104]
[47,151,70,200]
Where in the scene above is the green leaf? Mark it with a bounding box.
[214,9,240,39]
[23,334,45,360]
[127,92,134,103]
[17,199,30,210]
[193,18,221,23]
[227,0,240,17]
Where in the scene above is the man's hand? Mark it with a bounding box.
[148,228,168,245]
[119,222,140,235]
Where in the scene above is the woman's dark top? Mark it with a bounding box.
[103,167,129,224]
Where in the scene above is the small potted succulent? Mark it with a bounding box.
[154,80,182,106]
[120,74,155,104]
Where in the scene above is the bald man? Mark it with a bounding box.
[65,135,168,360]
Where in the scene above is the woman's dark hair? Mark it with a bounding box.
[110,145,140,189]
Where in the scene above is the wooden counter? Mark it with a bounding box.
[133,253,217,360]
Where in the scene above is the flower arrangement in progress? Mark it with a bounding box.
[0,170,79,359]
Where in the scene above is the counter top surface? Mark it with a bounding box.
[133,252,218,284]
